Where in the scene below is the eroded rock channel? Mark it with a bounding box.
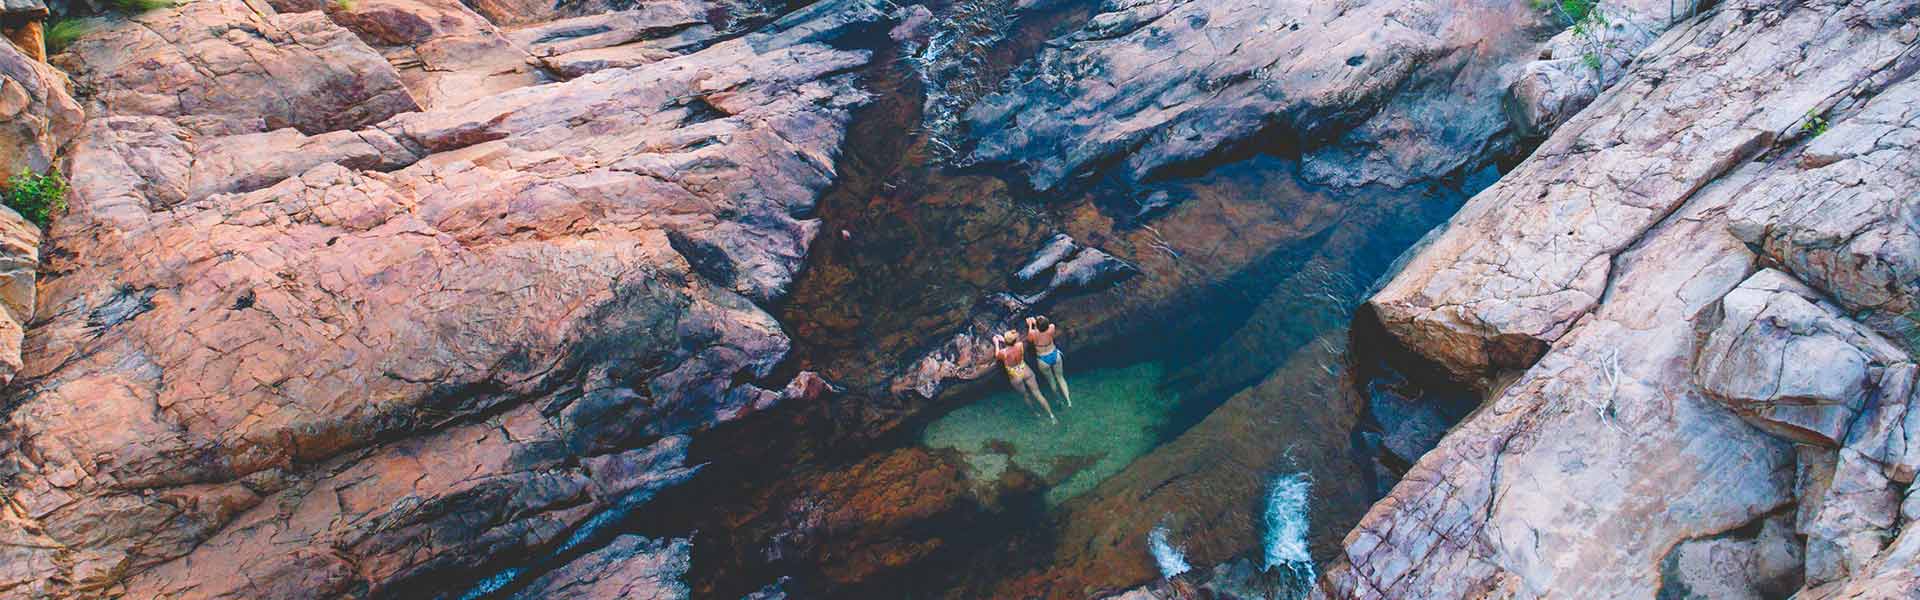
[1,0,1917,597]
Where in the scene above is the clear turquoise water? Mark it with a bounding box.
[920,362,1182,505]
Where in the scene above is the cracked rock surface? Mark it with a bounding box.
[1332,0,1920,597]
[0,0,884,596]
[1368,0,1920,386]
[962,0,1552,192]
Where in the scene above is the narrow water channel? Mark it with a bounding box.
[613,0,1497,595]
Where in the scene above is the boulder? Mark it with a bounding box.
[0,35,78,177]
[318,0,551,108]
[508,536,692,600]
[1694,270,1910,446]
[1505,0,1674,139]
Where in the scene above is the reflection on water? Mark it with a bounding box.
[921,362,1181,505]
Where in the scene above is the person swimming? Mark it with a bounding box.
[1026,315,1070,408]
[996,330,1056,424]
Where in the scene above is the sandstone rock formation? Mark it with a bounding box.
[963,0,1551,192]
[0,16,63,404]
[0,206,37,389]
[1368,0,1920,386]
[509,535,692,600]
[1330,0,1920,597]
[0,37,78,178]
[0,0,886,596]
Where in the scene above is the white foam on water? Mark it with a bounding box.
[1262,472,1315,580]
[1146,523,1193,579]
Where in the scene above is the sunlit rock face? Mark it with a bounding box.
[1338,0,1920,597]
[0,0,881,595]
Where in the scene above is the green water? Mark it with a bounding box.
[921,362,1181,505]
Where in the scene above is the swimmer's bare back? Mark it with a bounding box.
[1025,317,1056,353]
[997,338,1026,368]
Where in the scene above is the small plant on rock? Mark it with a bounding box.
[44,20,95,54]
[106,0,176,11]
[2,168,69,228]
[331,0,357,11]
[1802,110,1831,137]
[1536,0,1614,77]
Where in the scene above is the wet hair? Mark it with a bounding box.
[1033,316,1052,331]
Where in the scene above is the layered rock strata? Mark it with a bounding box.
[0,0,886,596]
[1330,0,1920,597]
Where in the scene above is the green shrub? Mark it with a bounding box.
[44,19,95,54]
[2,169,69,228]
[1802,110,1830,137]
[106,0,176,11]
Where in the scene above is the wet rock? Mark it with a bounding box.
[761,447,977,586]
[1012,233,1079,288]
[741,577,793,599]
[1010,233,1138,303]
[689,445,1029,597]
[0,36,79,177]
[894,234,1133,401]
[892,292,1027,401]
[1365,376,1455,467]
[509,536,692,600]
[1367,0,1920,386]
[1694,270,1910,446]
[2,0,886,595]
[888,4,931,42]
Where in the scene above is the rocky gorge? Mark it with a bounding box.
[0,0,1914,597]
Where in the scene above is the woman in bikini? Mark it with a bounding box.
[1026,316,1070,408]
[996,330,1056,424]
